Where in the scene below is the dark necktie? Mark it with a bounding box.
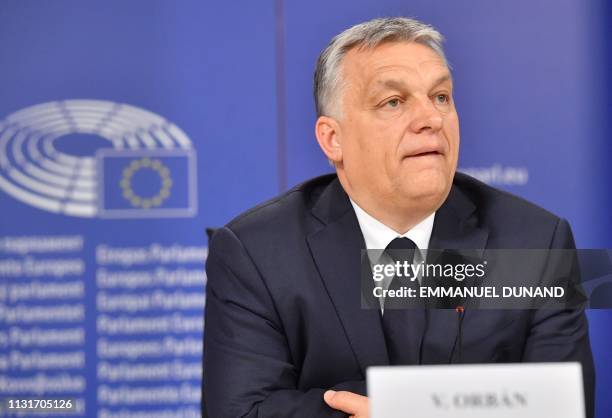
[381,237,420,365]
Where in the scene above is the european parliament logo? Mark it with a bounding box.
[98,150,196,218]
[0,100,197,218]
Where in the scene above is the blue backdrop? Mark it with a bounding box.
[0,1,610,417]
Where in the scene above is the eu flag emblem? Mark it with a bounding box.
[97,149,196,218]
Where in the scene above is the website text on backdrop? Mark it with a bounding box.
[202,17,595,418]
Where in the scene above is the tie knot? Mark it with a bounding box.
[385,237,417,263]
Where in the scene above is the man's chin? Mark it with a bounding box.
[397,173,451,206]
[403,168,449,188]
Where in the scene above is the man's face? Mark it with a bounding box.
[333,41,460,219]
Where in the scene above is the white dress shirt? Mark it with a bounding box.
[349,199,435,310]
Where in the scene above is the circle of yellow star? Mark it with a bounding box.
[120,157,173,209]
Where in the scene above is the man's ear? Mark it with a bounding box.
[315,116,342,163]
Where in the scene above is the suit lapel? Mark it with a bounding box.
[428,185,488,252]
[423,183,490,364]
[306,179,389,374]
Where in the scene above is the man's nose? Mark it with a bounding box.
[408,96,443,134]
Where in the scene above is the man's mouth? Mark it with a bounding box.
[411,151,441,157]
[405,150,443,159]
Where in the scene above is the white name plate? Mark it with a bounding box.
[367,362,584,418]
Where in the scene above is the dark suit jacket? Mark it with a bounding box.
[203,173,595,418]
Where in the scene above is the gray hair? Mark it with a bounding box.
[313,17,448,117]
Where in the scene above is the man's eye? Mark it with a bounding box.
[385,98,401,108]
[435,94,450,104]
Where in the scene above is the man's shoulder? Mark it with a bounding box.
[453,171,565,240]
[455,171,558,218]
[225,173,336,236]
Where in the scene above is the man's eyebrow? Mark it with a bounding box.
[376,79,409,91]
[431,74,453,88]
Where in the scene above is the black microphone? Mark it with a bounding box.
[454,305,465,363]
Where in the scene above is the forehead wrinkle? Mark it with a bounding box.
[363,60,450,92]
[367,71,452,99]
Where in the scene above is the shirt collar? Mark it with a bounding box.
[349,198,435,251]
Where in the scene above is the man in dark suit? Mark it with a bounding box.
[203,17,594,418]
